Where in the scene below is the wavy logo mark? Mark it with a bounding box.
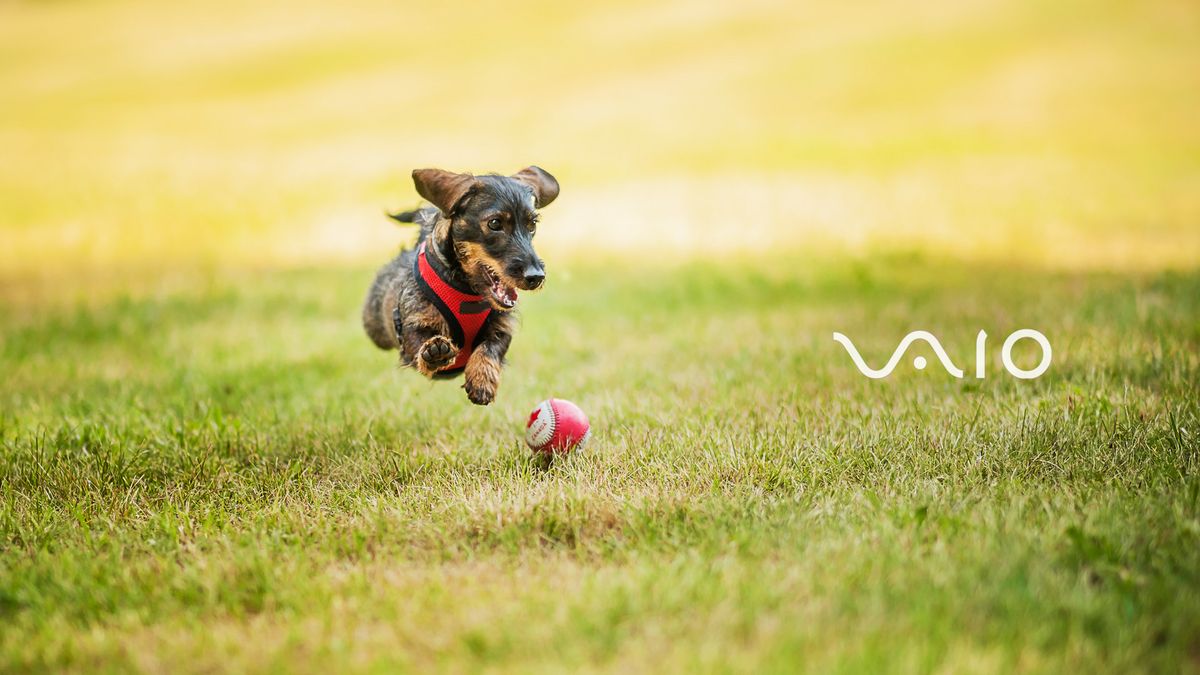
[832,331,964,379]
[833,329,1052,380]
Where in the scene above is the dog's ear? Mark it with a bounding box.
[412,169,478,216]
[511,166,559,208]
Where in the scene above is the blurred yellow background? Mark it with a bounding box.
[3,0,1198,280]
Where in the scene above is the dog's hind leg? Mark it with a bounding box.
[362,256,406,350]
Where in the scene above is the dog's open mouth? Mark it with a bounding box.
[483,265,518,309]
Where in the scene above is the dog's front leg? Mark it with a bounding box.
[399,312,459,377]
[463,313,515,405]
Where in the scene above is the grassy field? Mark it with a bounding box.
[3,0,1200,672]
[1,258,1198,672]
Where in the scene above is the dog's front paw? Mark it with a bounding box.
[463,352,501,405]
[417,335,458,375]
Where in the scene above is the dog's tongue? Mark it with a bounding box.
[504,287,518,303]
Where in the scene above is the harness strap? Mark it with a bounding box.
[409,242,492,374]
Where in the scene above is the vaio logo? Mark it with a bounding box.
[833,330,1052,380]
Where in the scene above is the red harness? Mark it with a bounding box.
[407,242,492,375]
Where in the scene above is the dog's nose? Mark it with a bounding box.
[523,264,545,289]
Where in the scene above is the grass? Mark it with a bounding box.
[3,0,1200,671]
[2,256,1198,672]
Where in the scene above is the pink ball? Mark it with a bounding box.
[525,398,591,454]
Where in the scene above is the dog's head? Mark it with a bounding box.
[412,166,559,312]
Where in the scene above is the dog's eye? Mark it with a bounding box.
[486,217,503,231]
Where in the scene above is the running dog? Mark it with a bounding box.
[362,166,559,405]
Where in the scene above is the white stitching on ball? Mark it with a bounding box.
[526,400,556,449]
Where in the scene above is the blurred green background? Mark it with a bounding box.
[3,0,1198,287]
